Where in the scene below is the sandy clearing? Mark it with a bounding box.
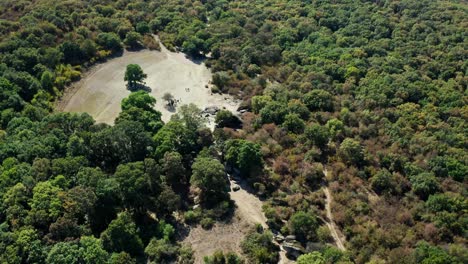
[228,179,268,229]
[58,37,239,129]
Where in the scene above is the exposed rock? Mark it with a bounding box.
[282,242,305,259]
[275,234,285,243]
[203,106,220,115]
[285,235,296,242]
[232,184,240,191]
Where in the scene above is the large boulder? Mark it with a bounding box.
[282,242,305,259]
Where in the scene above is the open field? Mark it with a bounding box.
[58,39,239,128]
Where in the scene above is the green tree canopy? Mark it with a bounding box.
[124,64,147,89]
[190,156,229,206]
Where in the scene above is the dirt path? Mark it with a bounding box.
[228,179,268,228]
[322,169,347,251]
[58,36,239,129]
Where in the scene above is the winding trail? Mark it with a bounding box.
[322,169,347,251]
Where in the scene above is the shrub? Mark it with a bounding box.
[200,217,215,229]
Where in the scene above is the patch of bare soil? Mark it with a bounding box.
[181,210,253,264]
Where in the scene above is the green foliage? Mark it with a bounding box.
[304,124,330,148]
[204,250,244,264]
[171,103,207,131]
[302,90,334,111]
[117,91,162,132]
[339,138,364,166]
[251,95,272,114]
[370,169,395,194]
[289,211,319,242]
[414,242,456,264]
[191,156,229,206]
[124,64,147,88]
[100,212,143,256]
[145,237,179,263]
[282,113,305,134]
[46,236,108,264]
[224,139,263,177]
[241,228,278,264]
[215,110,241,128]
[97,32,123,53]
[124,32,143,49]
[0,0,466,262]
[108,252,136,264]
[297,252,325,264]
[410,172,440,200]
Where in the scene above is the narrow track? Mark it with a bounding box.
[322,169,346,251]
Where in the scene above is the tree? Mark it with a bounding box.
[121,90,155,111]
[171,103,207,131]
[108,252,136,264]
[153,120,198,159]
[297,252,325,264]
[97,32,123,53]
[100,212,143,256]
[241,228,278,264]
[410,173,440,200]
[124,32,143,49]
[145,238,179,263]
[124,64,147,89]
[414,241,454,264]
[204,250,244,264]
[162,92,174,104]
[304,124,330,148]
[117,91,162,132]
[90,121,153,170]
[46,237,108,264]
[190,157,229,206]
[282,113,305,134]
[251,95,272,114]
[215,110,241,128]
[339,138,364,165]
[259,101,288,125]
[113,160,160,212]
[224,139,263,177]
[27,181,62,228]
[302,89,334,111]
[161,151,187,187]
[40,71,54,92]
[136,22,150,34]
[370,169,394,194]
[289,211,319,242]
[325,118,344,139]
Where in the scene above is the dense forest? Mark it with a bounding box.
[0,0,466,263]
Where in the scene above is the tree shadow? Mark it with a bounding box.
[184,53,207,65]
[127,83,152,92]
[164,103,177,113]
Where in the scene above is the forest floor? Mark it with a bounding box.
[57,36,239,129]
